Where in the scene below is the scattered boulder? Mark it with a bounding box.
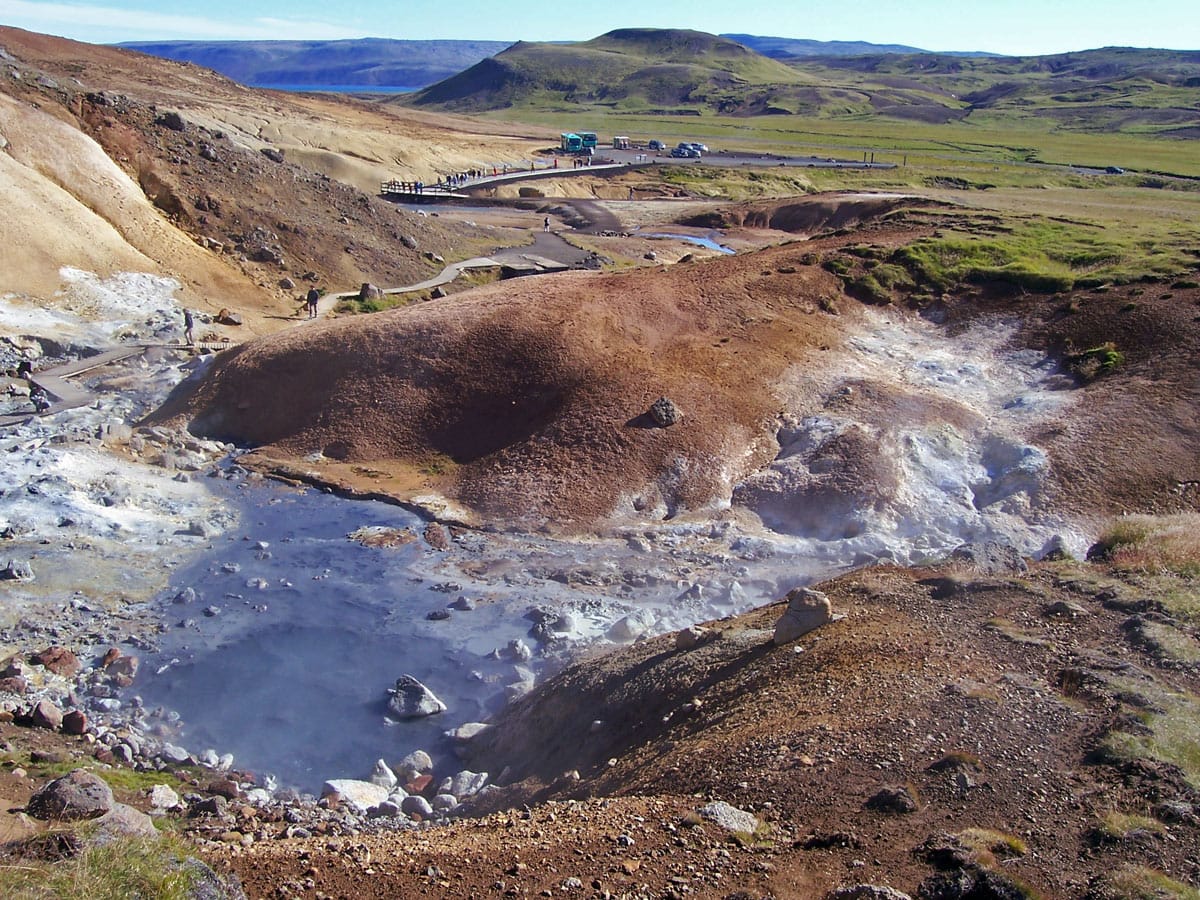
[369,759,398,790]
[359,283,383,301]
[29,699,63,731]
[395,749,433,779]
[648,396,683,427]
[430,286,448,299]
[917,867,1030,900]
[156,111,186,131]
[949,541,1027,575]
[424,523,451,550]
[260,147,285,163]
[207,779,241,800]
[1044,599,1089,619]
[675,625,713,650]
[1,559,35,581]
[773,587,833,645]
[400,234,418,250]
[159,743,193,766]
[148,784,181,812]
[0,675,29,694]
[401,794,434,818]
[445,722,490,742]
[826,887,913,900]
[89,803,158,845]
[446,770,488,799]
[62,710,88,735]
[216,309,243,326]
[698,800,760,834]
[387,675,447,719]
[28,769,114,820]
[321,779,389,814]
[866,785,920,814]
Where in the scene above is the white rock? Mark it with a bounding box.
[395,749,433,778]
[159,742,192,765]
[608,609,654,642]
[321,779,389,813]
[502,639,532,662]
[445,722,490,742]
[699,800,760,834]
[448,770,488,798]
[772,587,833,645]
[148,784,180,811]
[369,759,397,789]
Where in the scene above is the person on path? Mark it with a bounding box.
[543,216,551,233]
[183,308,195,346]
[306,287,320,320]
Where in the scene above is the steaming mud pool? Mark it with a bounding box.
[1,272,1093,797]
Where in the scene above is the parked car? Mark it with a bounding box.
[687,142,709,153]
[648,139,665,150]
[670,147,689,158]
[1105,166,1125,175]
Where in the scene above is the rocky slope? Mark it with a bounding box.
[0,26,547,328]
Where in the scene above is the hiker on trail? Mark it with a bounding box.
[183,308,195,345]
[306,287,320,319]
[543,216,551,233]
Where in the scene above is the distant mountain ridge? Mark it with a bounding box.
[722,33,994,59]
[399,29,1200,136]
[118,32,983,92]
[117,38,513,88]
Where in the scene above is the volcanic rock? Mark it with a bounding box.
[28,769,114,820]
[773,587,833,645]
[387,675,447,719]
[648,396,682,427]
[29,699,63,730]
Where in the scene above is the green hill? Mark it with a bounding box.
[405,32,1200,138]
[796,47,1200,134]
[406,28,815,113]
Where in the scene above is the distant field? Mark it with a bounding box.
[487,108,1200,178]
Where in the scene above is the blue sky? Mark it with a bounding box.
[2,0,1199,55]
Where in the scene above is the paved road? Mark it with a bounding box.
[604,147,896,170]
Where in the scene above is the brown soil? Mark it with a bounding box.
[150,228,1200,533]
[148,239,869,530]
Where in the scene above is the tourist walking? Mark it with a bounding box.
[306,287,320,319]
[543,216,551,233]
[183,308,195,345]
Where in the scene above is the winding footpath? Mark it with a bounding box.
[0,229,599,428]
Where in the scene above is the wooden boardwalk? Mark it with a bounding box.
[380,162,643,201]
[0,342,219,429]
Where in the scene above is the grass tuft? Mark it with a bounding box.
[0,835,199,900]
[1090,514,1200,578]
[1100,866,1200,900]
